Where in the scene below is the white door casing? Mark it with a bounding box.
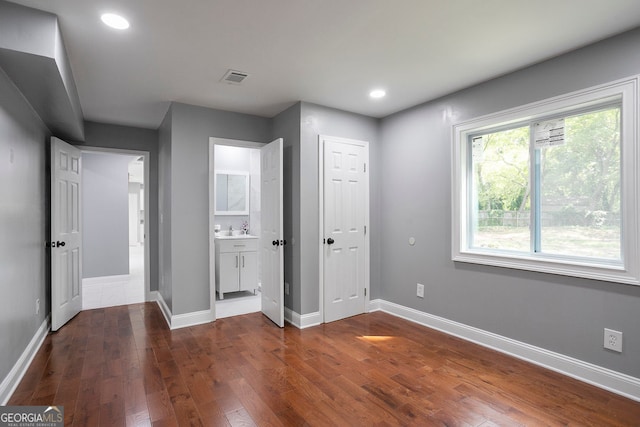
[261,138,284,327]
[321,135,369,323]
[51,137,83,331]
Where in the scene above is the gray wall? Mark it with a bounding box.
[378,27,640,377]
[299,102,380,314]
[0,67,49,389]
[82,152,130,278]
[158,108,172,310]
[74,121,160,291]
[271,103,301,312]
[162,103,270,315]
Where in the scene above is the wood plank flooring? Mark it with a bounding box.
[8,303,640,426]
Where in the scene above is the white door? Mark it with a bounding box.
[260,138,284,327]
[51,137,83,331]
[322,136,369,323]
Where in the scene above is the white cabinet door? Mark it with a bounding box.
[240,251,258,291]
[219,252,239,293]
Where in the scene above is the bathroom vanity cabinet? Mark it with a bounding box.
[215,236,258,299]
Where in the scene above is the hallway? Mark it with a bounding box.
[82,245,145,310]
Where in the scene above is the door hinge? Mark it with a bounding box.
[364,225,367,235]
[364,163,367,173]
[364,288,367,296]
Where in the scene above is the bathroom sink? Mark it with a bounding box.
[214,233,257,240]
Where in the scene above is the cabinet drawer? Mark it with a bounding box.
[216,238,258,253]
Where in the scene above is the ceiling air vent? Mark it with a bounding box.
[221,69,249,85]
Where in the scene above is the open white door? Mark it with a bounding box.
[51,137,82,331]
[260,138,284,327]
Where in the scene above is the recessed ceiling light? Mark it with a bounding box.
[369,89,386,99]
[101,13,130,30]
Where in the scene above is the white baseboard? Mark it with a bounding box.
[284,307,298,327]
[151,291,172,328]
[171,309,214,329]
[151,291,214,330]
[369,299,640,402]
[284,307,321,329]
[0,316,50,405]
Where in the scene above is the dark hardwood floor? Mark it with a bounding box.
[8,303,640,426]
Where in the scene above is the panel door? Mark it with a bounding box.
[51,137,82,331]
[323,137,369,323]
[260,138,284,327]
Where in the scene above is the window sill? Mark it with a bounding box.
[453,250,638,286]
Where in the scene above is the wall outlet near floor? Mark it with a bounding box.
[604,328,622,352]
[416,283,424,298]
[35,298,40,315]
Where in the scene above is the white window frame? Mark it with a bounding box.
[452,76,639,285]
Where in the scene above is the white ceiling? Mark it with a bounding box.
[8,0,640,129]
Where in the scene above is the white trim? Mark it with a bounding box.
[370,299,640,402]
[451,75,640,285]
[0,316,50,405]
[284,306,300,327]
[152,291,215,330]
[300,311,322,329]
[318,135,371,324]
[152,291,172,328]
[318,139,324,323]
[208,140,217,321]
[170,309,215,330]
[284,307,321,329]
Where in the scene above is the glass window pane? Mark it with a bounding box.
[539,107,621,260]
[470,126,530,252]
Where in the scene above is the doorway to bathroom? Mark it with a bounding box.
[209,137,284,326]
[211,140,263,318]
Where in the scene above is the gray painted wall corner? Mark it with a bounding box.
[158,107,173,311]
[271,102,302,313]
[166,102,270,315]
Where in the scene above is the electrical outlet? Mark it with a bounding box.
[416,283,424,298]
[35,299,40,315]
[604,328,623,353]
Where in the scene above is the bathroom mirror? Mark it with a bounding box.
[215,171,249,215]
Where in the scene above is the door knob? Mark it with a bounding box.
[53,241,66,248]
[327,238,335,245]
[272,240,280,246]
